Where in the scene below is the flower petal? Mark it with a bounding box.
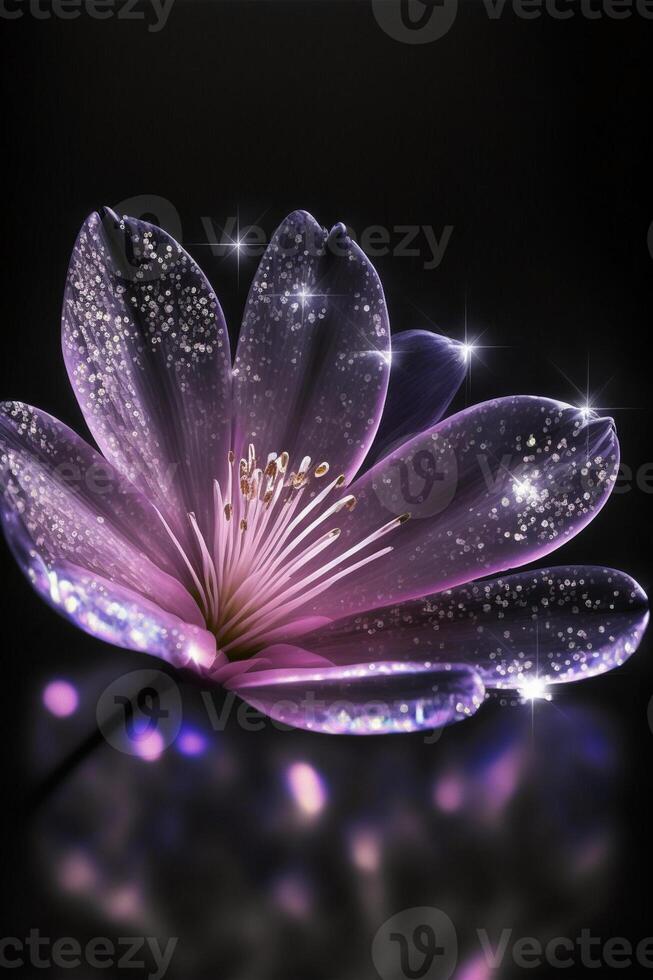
[214,643,334,687]
[366,330,466,464]
[232,211,390,479]
[62,209,232,543]
[0,402,201,625]
[300,566,648,688]
[26,559,216,669]
[310,396,620,618]
[228,656,485,735]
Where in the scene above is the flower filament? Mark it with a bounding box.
[155,445,408,662]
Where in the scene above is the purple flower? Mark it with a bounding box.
[1,209,647,734]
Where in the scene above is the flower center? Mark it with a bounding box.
[154,445,408,662]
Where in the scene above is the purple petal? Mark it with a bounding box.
[0,402,201,625]
[62,209,232,546]
[366,330,466,464]
[229,657,485,735]
[232,211,390,480]
[301,566,648,688]
[310,396,619,618]
[25,560,216,669]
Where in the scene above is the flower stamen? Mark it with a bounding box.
[156,445,408,658]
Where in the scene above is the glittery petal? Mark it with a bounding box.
[22,560,216,669]
[62,209,232,545]
[366,330,466,464]
[311,396,619,618]
[0,401,202,625]
[232,211,390,479]
[302,566,648,687]
[228,657,485,735]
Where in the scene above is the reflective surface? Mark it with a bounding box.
[20,657,634,980]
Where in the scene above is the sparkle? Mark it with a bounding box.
[461,341,476,362]
[550,354,640,425]
[511,476,539,502]
[289,284,326,307]
[518,676,552,702]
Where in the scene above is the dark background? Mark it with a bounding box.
[1,1,652,977]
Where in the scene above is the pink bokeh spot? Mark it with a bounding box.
[42,680,78,718]
[433,773,465,814]
[286,761,327,817]
[134,728,165,763]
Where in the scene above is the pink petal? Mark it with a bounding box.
[229,656,485,735]
[26,560,216,669]
[62,209,232,547]
[232,211,390,480]
[299,566,648,687]
[215,643,334,686]
[0,402,201,625]
[310,396,619,618]
[366,330,466,464]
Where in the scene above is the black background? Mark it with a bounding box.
[1,1,652,976]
